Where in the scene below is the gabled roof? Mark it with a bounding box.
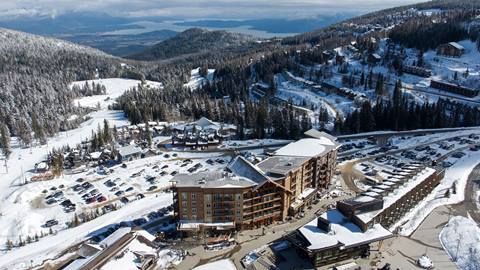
[195,117,217,128]
[118,145,142,157]
[227,156,270,184]
[448,42,465,50]
[274,138,339,158]
[304,129,337,142]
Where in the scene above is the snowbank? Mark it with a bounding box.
[439,216,480,270]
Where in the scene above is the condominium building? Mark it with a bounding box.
[171,132,340,232]
[287,165,444,267]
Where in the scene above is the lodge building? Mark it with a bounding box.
[171,131,340,232]
[287,165,444,267]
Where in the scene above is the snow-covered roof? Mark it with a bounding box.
[298,210,392,251]
[274,138,338,158]
[304,129,338,142]
[356,167,437,224]
[99,227,131,248]
[171,171,256,188]
[117,145,142,157]
[89,151,102,159]
[195,117,217,128]
[227,156,270,184]
[257,156,310,177]
[448,42,465,50]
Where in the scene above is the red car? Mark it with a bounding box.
[86,197,96,204]
[97,196,107,202]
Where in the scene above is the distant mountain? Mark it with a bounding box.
[174,15,354,34]
[65,30,178,57]
[0,11,139,35]
[127,28,261,61]
[0,11,175,57]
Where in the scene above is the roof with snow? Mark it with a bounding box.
[297,210,392,251]
[100,227,131,248]
[117,145,142,157]
[274,138,339,158]
[355,167,437,224]
[257,156,310,177]
[304,129,338,142]
[448,42,465,50]
[227,156,270,184]
[171,171,256,189]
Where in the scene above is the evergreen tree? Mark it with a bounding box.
[0,124,11,159]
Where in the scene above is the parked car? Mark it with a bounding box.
[115,190,125,196]
[133,218,147,226]
[97,196,107,202]
[125,187,134,192]
[147,185,158,191]
[44,219,59,227]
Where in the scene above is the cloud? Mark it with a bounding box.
[0,0,425,20]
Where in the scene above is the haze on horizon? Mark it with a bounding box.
[1,0,426,21]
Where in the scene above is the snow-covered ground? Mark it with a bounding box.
[184,67,214,91]
[71,78,163,109]
[439,216,480,270]
[0,78,173,269]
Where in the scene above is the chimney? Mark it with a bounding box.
[317,216,331,232]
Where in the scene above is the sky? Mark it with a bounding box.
[1,0,426,20]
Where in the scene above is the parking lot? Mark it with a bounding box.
[23,151,232,236]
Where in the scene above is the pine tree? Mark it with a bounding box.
[32,113,46,145]
[0,124,11,159]
[17,118,32,147]
[5,239,13,250]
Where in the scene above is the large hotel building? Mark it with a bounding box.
[170,131,340,232]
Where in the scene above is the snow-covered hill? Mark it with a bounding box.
[0,27,109,57]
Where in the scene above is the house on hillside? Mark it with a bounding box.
[436,42,465,57]
[367,53,382,65]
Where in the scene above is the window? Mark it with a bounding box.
[181,192,188,200]
[206,210,211,215]
[206,203,211,208]
[182,201,187,207]
[236,193,242,200]
[191,193,196,200]
[192,215,197,220]
[205,194,211,201]
[192,208,197,213]
[182,215,188,219]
